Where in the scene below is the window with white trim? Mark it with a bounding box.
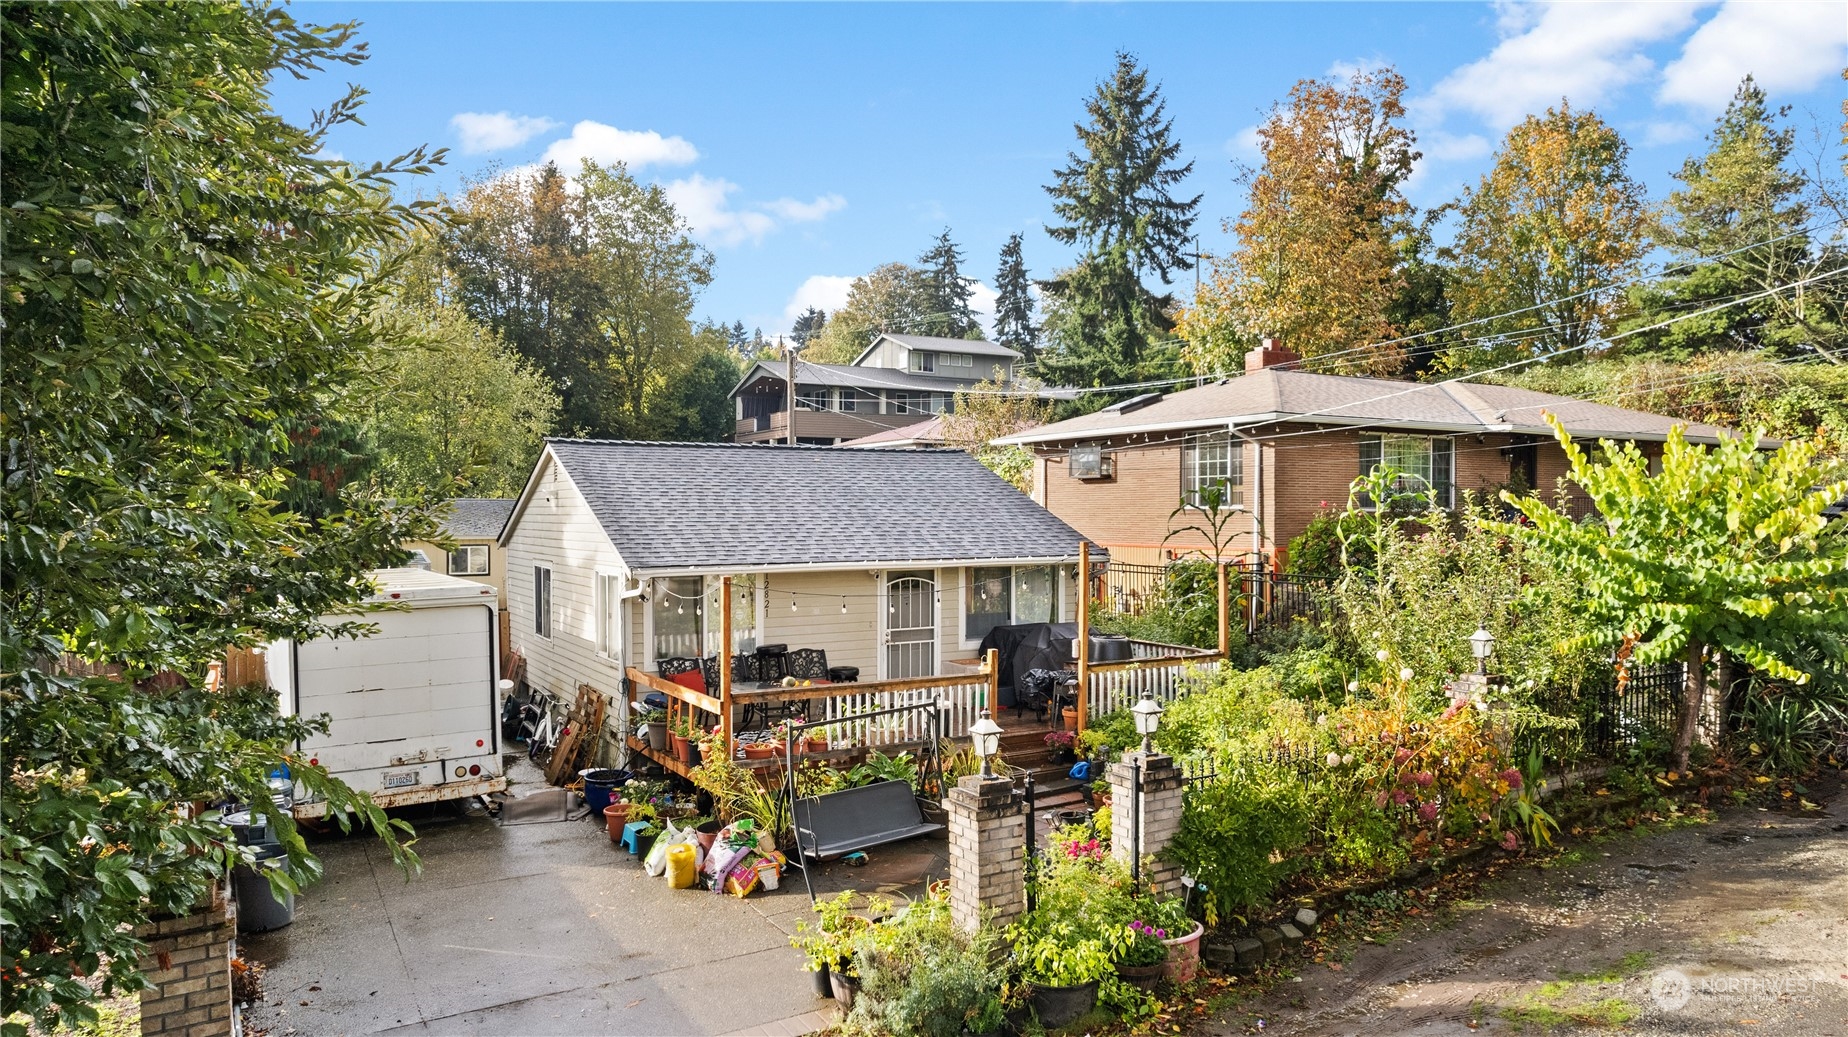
[911,352,936,373]
[964,566,1058,642]
[795,385,830,411]
[448,544,489,576]
[1181,433,1244,508]
[594,572,621,660]
[649,576,759,665]
[1359,434,1455,507]
[533,565,552,638]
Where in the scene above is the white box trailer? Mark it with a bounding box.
[268,568,507,817]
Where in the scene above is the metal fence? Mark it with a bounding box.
[1240,566,1333,635]
[1092,557,1335,638]
[1094,560,1180,618]
[1520,661,1686,761]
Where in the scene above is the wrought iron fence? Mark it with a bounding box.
[1239,566,1334,635]
[1094,560,1178,618]
[1519,661,1685,762]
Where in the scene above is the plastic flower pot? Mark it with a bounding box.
[602,802,631,839]
[811,960,833,999]
[1026,979,1097,1028]
[695,820,721,851]
[1116,961,1165,990]
[828,970,860,1010]
[741,743,775,760]
[643,722,668,752]
[802,736,829,754]
[1161,920,1205,984]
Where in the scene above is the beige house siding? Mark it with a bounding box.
[503,453,631,761]
[403,538,508,601]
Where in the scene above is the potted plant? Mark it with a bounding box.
[740,736,776,761]
[1115,920,1170,989]
[1014,927,1109,1027]
[789,891,889,1003]
[668,715,697,764]
[635,707,668,752]
[1060,704,1079,731]
[1139,895,1203,983]
[1043,730,1078,764]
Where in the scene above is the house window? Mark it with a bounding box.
[912,352,936,373]
[929,393,950,414]
[964,566,1059,642]
[888,391,928,414]
[650,576,758,664]
[796,385,830,411]
[533,565,552,638]
[839,389,873,413]
[1359,435,1455,507]
[1181,433,1244,508]
[448,544,489,576]
[595,572,621,660]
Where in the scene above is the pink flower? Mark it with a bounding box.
[1500,830,1520,851]
[1418,802,1440,822]
[1500,768,1523,789]
[1373,791,1390,808]
[1394,748,1413,765]
[1392,789,1410,806]
[1415,771,1435,788]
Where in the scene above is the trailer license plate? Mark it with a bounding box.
[382,770,420,790]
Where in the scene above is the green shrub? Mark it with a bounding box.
[847,893,1005,1037]
[1164,766,1311,922]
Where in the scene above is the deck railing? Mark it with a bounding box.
[1086,641,1223,720]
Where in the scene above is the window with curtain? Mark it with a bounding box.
[1359,435,1454,507]
[595,572,621,660]
[964,566,1060,641]
[702,577,759,656]
[1181,432,1244,507]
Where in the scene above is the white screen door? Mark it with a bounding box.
[884,570,938,679]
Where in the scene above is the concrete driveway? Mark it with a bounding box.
[241,784,947,1036]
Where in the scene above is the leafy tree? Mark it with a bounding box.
[1,3,433,1030]
[806,262,931,363]
[448,162,608,431]
[790,305,827,347]
[647,325,743,441]
[1494,415,1848,771]
[1181,67,1419,376]
[576,161,715,436]
[1621,77,1846,362]
[1444,104,1650,369]
[1040,52,1199,389]
[942,377,1054,491]
[363,293,561,497]
[916,227,981,338]
[993,233,1039,360]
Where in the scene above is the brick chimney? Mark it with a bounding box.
[1245,335,1299,373]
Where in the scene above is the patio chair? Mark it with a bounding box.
[786,648,829,681]
[755,644,790,684]
[699,655,722,693]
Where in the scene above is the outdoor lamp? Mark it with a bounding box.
[969,709,1003,777]
[1131,690,1164,755]
[1469,626,1496,675]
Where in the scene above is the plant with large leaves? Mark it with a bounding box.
[1492,414,1848,771]
[2,3,443,1030]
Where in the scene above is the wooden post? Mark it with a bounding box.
[720,576,733,758]
[1217,559,1230,660]
[983,648,1000,714]
[1076,542,1090,734]
[784,342,797,446]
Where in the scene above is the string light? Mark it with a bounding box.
[791,593,798,613]
[841,597,848,614]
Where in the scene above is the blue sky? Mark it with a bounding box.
[274,1,1846,340]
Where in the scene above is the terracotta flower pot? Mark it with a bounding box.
[1060,706,1079,732]
[803,736,829,754]
[602,802,631,839]
[1161,920,1205,984]
[670,733,691,763]
[741,743,775,760]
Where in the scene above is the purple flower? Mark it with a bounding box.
[1500,767,1523,789]
[1392,789,1410,806]
[1415,771,1435,788]
[1157,928,1167,939]
[1418,802,1440,822]
[1500,830,1520,851]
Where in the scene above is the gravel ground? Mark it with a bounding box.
[1201,791,1848,1037]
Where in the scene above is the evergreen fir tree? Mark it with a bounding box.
[790,306,828,346]
[1041,52,1200,390]
[993,233,1039,360]
[916,228,980,338]
[1621,76,1841,361]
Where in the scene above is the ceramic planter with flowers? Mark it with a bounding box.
[1114,920,1170,989]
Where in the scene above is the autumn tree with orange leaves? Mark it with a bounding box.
[1181,67,1419,377]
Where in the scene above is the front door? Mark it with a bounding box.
[883,570,937,679]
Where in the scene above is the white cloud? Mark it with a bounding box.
[1421,129,1492,162]
[764,194,848,222]
[783,275,857,324]
[1642,120,1698,146]
[1659,0,1848,110]
[1225,124,1263,158]
[450,111,558,154]
[1419,1,1709,129]
[540,120,699,170]
[1326,56,1390,80]
[969,280,1000,337]
[666,174,845,247]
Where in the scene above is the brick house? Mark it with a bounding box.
[992,341,1736,568]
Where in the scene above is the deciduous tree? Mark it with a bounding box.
[2,3,431,1029]
[806,261,931,363]
[1444,104,1650,369]
[1181,67,1418,376]
[1494,415,1848,771]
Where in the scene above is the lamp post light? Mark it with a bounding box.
[969,709,1003,778]
[1469,626,1496,676]
[1131,690,1164,756]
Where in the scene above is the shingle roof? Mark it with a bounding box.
[995,369,1734,445]
[736,361,1082,400]
[539,440,1095,572]
[878,333,1021,359]
[437,498,516,539]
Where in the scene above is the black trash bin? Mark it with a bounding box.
[233,843,295,933]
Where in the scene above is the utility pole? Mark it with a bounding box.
[783,337,797,446]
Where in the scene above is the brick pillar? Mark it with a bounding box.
[135,894,236,1037]
[946,773,1026,934]
[1108,750,1186,896]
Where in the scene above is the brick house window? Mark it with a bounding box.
[1181,432,1244,508]
[1359,434,1455,507]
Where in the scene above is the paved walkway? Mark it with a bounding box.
[243,776,951,1036]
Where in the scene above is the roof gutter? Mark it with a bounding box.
[631,553,1095,580]
[1001,412,1731,448]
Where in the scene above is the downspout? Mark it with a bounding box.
[615,577,646,765]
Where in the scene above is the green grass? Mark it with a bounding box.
[1497,952,1651,1031]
